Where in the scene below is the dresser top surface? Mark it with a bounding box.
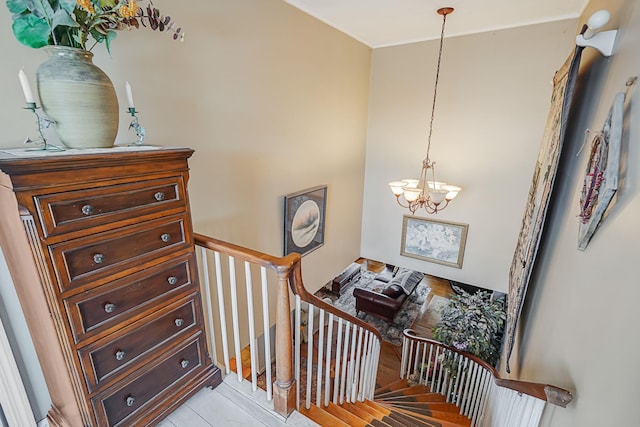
[0,145,194,175]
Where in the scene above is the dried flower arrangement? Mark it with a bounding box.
[6,0,183,52]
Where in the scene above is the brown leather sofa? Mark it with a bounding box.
[353,267,424,322]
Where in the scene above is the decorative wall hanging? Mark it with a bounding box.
[284,185,327,257]
[504,45,583,372]
[577,93,624,250]
[400,215,468,268]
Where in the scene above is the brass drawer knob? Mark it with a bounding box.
[93,253,105,264]
[81,204,94,215]
[180,359,189,369]
[125,395,135,407]
[115,350,126,361]
[104,303,116,314]
[167,276,178,285]
[160,233,171,243]
[174,318,184,327]
[154,192,165,201]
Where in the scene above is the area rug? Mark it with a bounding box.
[327,270,430,345]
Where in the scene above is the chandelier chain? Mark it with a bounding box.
[425,11,449,162]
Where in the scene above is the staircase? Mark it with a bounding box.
[301,378,471,427]
[193,234,573,427]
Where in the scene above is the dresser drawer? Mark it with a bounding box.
[50,217,190,291]
[79,298,199,393]
[65,257,197,344]
[92,337,203,427]
[35,177,186,237]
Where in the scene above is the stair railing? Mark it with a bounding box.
[401,329,572,427]
[194,233,381,418]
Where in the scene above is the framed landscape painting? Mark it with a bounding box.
[401,215,468,268]
[283,185,327,257]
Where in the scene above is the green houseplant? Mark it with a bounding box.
[433,290,506,373]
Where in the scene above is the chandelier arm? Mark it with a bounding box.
[394,195,411,209]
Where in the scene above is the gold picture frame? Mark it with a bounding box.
[400,215,468,268]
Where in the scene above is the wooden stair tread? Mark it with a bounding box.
[300,404,352,427]
[374,379,410,395]
[384,401,462,413]
[341,402,393,427]
[361,400,435,427]
[374,385,431,399]
[375,392,447,403]
[388,406,471,427]
[325,402,371,427]
[377,401,471,424]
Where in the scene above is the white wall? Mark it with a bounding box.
[513,0,640,425]
[0,0,371,419]
[361,20,577,293]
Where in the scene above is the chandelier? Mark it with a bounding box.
[389,7,461,215]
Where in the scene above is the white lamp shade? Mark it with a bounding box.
[441,184,461,200]
[402,179,420,188]
[431,189,447,204]
[404,188,421,202]
[389,181,406,195]
[588,10,610,30]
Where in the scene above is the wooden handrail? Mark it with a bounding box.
[194,233,299,274]
[194,233,382,342]
[403,329,573,408]
[288,260,383,342]
[194,233,383,416]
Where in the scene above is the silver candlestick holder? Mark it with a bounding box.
[23,102,63,151]
[128,107,146,145]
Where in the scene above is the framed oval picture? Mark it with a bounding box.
[284,185,327,256]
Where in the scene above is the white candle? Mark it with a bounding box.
[125,81,135,109]
[18,68,35,104]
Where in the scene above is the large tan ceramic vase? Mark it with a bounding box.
[36,46,119,148]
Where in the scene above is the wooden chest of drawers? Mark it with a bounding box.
[0,147,221,426]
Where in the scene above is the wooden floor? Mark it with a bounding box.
[353,258,455,388]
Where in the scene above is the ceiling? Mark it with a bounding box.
[285,0,589,48]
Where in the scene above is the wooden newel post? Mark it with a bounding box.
[273,271,295,417]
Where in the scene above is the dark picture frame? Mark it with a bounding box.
[400,215,468,268]
[283,185,327,257]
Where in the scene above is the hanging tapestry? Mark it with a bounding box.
[504,45,583,372]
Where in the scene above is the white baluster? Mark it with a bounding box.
[357,330,369,400]
[400,335,408,379]
[213,251,230,374]
[425,344,434,389]
[228,257,243,383]
[351,326,363,402]
[305,304,314,409]
[466,362,481,416]
[339,322,351,404]
[295,295,301,410]
[244,261,258,390]
[260,267,272,401]
[347,325,358,402]
[324,313,334,406]
[199,247,218,365]
[332,318,344,404]
[316,308,325,407]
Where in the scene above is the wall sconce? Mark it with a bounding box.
[575,10,618,57]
